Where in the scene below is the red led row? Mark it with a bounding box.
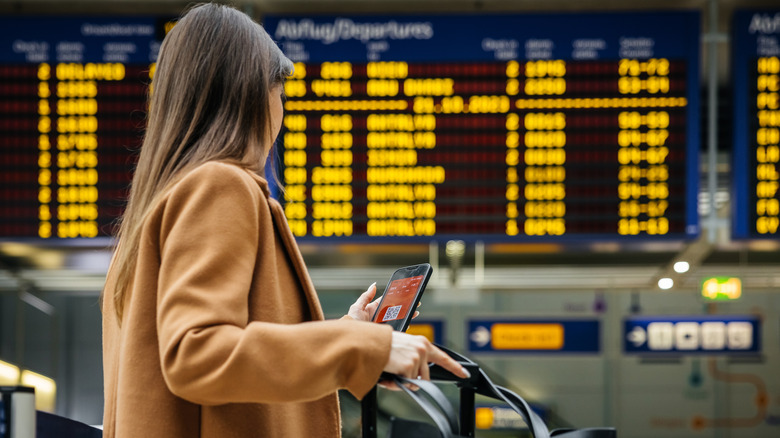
[0,65,38,77]
[307,77,686,96]
[292,112,686,132]
[306,60,686,79]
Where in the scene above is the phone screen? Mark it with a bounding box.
[373,275,424,323]
[371,264,432,331]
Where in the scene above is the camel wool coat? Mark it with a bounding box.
[102,161,394,438]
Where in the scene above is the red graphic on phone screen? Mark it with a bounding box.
[374,275,424,322]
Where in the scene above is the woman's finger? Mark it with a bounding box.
[418,353,430,381]
[378,380,401,391]
[366,301,380,317]
[426,344,470,379]
[357,282,377,308]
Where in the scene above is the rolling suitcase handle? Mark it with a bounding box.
[361,373,465,438]
[361,373,464,438]
[428,344,616,438]
[362,344,616,438]
[392,375,462,437]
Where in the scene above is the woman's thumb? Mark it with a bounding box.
[358,282,377,306]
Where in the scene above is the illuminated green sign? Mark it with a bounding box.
[701,277,742,301]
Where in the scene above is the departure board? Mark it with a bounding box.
[0,17,166,239]
[733,10,780,239]
[264,12,701,241]
[0,13,701,242]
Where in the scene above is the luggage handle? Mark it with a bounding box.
[426,344,616,438]
[391,375,461,437]
[423,344,550,438]
[363,344,616,438]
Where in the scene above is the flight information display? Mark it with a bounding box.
[0,13,701,242]
[265,12,701,241]
[732,10,780,239]
[0,17,167,239]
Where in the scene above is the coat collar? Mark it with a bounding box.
[244,170,325,321]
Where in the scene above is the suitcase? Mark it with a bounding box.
[361,344,616,438]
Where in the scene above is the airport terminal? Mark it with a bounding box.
[0,0,779,436]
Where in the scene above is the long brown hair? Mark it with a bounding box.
[106,3,292,322]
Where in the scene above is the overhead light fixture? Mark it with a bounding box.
[20,370,56,412]
[445,240,466,286]
[673,261,690,273]
[0,359,20,385]
[658,278,674,290]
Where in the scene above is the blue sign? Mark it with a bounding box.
[0,17,167,64]
[265,12,699,63]
[467,319,600,354]
[624,315,761,355]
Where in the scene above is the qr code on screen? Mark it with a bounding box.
[382,305,402,321]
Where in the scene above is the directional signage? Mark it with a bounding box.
[624,315,761,354]
[468,319,600,354]
[407,319,445,345]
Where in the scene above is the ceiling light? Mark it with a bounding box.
[673,261,690,273]
[0,360,20,385]
[658,278,674,290]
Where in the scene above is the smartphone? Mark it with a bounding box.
[371,263,433,332]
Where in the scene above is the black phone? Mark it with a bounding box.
[371,263,433,332]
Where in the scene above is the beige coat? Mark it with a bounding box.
[102,162,393,437]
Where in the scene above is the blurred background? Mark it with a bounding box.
[1,0,779,437]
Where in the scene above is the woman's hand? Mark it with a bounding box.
[383,332,470,383]
[347,283,380,322]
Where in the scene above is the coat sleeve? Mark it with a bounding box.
[154,163,393,406]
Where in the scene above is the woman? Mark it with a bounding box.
[101,3,468,438]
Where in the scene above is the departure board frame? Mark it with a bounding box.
[732,10,780,239]
[264,11,701,242]
[0,12,701,243]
